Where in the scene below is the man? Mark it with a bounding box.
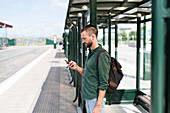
[68,24,110,113]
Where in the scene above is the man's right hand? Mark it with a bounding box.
[68,60,84,76]
[68,61,78,70]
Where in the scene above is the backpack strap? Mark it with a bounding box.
[96,49,107,67]
[96,49,121,71]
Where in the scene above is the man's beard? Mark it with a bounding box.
[86,41,92,48]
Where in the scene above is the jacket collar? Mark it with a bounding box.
[89,44,102,54]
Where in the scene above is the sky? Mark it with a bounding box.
[0,0,69,38]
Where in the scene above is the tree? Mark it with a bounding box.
[120,30,128,41]
[129,31,137,40]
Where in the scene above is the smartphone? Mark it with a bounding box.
[65,60,70,64]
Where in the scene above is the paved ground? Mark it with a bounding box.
[0,48,77,113]
[0,46,149,113]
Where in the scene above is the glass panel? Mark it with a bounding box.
[98,28,103,45]
[140,21,151,96]
[103,28,108,52]
[115,24,137,89]
[111,26,115,57]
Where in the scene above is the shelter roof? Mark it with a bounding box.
[65,0,151,29]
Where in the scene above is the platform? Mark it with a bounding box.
[0,49,77,113]
[0,48,148,113]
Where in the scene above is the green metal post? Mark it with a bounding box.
[103,27,105,46]
[53,44,56,49]
[82,11,87,113]
[63,34,65,54]
[68,28,74,85]
[70,27,75,86]
[143,16,146,52]
[165,1,170,113]
[136,17,141,90]
[165,0,170,112]
[108,13,111,55]
[151,0,165,112]
[166,0,170,112]
[89,0,97,26]
[70,29,73,61]
[108,13,112,105]
[67,30,70,60]
[77,17,82,107]
[73,24,79,103]
[82,11,87,68]
[68,30,71,62]
[166,15,170,113]
[65,35,68,58]
[74,26,77,87]
[143,16,146,80]
[115,24,118,59]
[77,16,82,68]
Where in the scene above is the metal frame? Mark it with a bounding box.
[62,0,170,113]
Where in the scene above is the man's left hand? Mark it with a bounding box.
[93,104,101,113]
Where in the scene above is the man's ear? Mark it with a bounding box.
[91,34,96,40]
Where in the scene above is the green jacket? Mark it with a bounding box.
[83,45,111,100]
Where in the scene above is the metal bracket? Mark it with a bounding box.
[163,8,170,18]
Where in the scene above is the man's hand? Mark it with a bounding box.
[93,104,101,113]
[68,61,78,70]
[67,60,84,76]
[93,90,106,113]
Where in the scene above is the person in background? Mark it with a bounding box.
[68,24,110,113]
[59,40,63,51]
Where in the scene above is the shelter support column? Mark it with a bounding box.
[72,26,77,87]
[89,0,97,26]
[166,16,170,113]
[143,16,148,80]
[77,16,82,107]
[82,11,87,113]
[82,11,86,68]
[136,17,141,90]
[108,13,112,105]
[115,24,118,59]
[108,13,111,55]
[165,0,170,112]
[103,27,105,46]
[151,0,165,113]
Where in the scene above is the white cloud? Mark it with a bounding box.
[30,7,40,12]
[54,23,63,27]
[49,0,68,10]
[18,2,23,7]
[2,0,14,2]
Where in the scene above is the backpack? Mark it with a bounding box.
[96,49,124,94]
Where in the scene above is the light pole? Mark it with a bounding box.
[53,35,57,49]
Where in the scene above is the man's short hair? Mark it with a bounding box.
[81,24,98,38]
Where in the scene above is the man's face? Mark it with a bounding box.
[81,31,92,48]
